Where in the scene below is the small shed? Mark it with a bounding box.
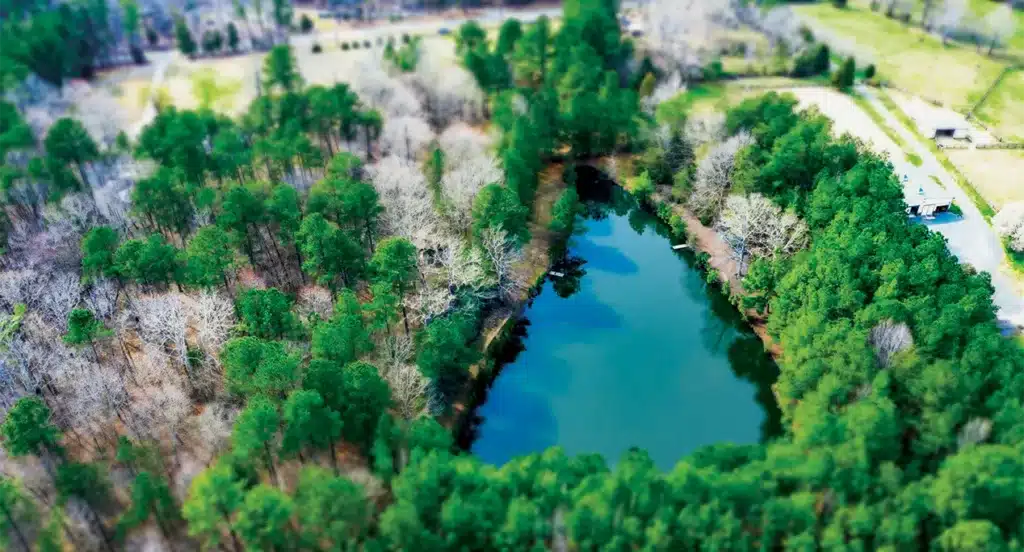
[901,96,972,140]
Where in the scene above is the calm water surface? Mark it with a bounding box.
[469,184,781,470]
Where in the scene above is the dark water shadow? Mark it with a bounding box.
[728,336,783,441]
[468,383,560,460]
[571,240,639,276]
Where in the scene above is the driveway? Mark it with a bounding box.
[785,86,1024,330]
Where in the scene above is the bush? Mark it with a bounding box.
[702,59,725,81]
[300,14,314,33]
[864,64,876,80]
[402,33,411,44]
[363,40,372,48]
[341,42,350,51]
[201,29,224,54]
[832,0,848,7]
[311,42,322,54]
[832,56,855,90]
[352,41,360,50]
[792,44,830,78]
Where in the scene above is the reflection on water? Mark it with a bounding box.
[468,181,781,470]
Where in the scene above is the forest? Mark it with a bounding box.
[2,0,1024,549]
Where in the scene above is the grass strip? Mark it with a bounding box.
[875,87,997,220]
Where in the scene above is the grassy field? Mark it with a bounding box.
[844,0,1024,55]
[657,77,806,123]
[972,68,1024,142]
[796,3,1008,111]
[945,148,1024,210]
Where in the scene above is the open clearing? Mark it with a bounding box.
[795,3,1007,111]
[945,148,1024,210]
[96,35,457,120]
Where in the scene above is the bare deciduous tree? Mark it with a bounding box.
[84,278,119,321]
[957,416,992,449]
[936,0,966,44]
[684,113,726,149]
[136,294,191,376]
[188,290,235,365]
[758,7,806,53]
[352,60,423,118]
[37,273,82,331]
[994,202,1024,251]
[644,0,737,77]
[437,239,489,293]
[689,131,752,221]
[381,115,435,161]
[407,54,486,128]
[984,5,1017,54]
[442,153,502,233]
[642,72,686,114]
[479,226,526,303]
[868,319,914,368]
[386,363,428,420]
[404,286,455,324]
[367,155,442,249]
[296,285,334,321]
[438,123,493,169]
[715,193,808,273]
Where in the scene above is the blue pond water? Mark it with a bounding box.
[469,187,781,470]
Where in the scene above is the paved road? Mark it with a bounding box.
[787,86,1024,330]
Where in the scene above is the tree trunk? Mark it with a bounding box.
[87,502,115,552]
[0,500,31,552]
[328,437,338,474]
[401,304,410,336]
[76,160,91,188]
[264,443,280,487]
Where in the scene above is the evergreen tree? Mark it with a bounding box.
[231,397,281,483]
[263,44,303,93]
[184,225,237,291]
[80,226,120,282]
[1,397,62,464]
[227,22,240,51]
[236,288,300,340]
[280,389,342,468]
[174,15,197,56]
[183,461,245,551]
[294,466,369,548]
[370,237,418,334]
[471,184,530,245]
[233,485,295,551]
[44,118,98,187]
[833,56,856,90]
[311,289,372,366]
[0,477,38,552]
[222,337,301,399]
[117,471,179,540]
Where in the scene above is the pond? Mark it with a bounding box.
[466,175,781,470]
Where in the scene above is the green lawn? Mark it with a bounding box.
[846,0,1024,55]
[796,3,1009,111]
[973,68,1024,142]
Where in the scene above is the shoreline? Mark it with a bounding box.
[450,163,785,451]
